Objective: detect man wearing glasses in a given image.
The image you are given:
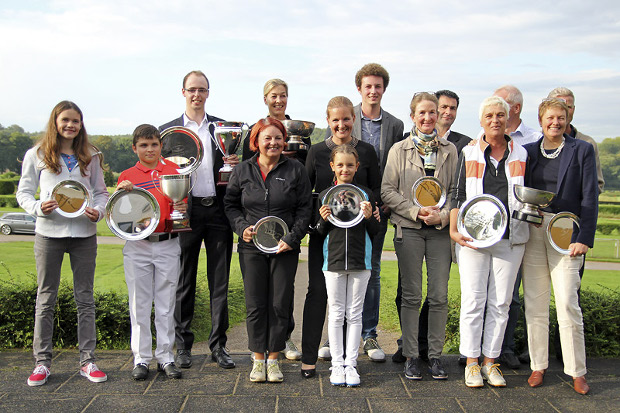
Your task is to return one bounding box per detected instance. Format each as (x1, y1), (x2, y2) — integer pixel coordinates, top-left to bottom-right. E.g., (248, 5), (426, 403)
(160, 70), (238, 370)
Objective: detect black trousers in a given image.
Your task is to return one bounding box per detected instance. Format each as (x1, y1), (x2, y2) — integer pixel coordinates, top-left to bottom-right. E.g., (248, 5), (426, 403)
(239, 250), (298, 353)
(301, 233), (328, 365)
(175, 202), (233, 351)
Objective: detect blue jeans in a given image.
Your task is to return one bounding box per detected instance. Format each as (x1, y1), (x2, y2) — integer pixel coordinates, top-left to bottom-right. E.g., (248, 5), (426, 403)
(361, 214), (387, 340)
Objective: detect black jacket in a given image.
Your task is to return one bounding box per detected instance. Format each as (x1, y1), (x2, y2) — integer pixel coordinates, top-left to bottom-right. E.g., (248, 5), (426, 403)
(224, 154), (312, 252)
(316, 185), (380, 271)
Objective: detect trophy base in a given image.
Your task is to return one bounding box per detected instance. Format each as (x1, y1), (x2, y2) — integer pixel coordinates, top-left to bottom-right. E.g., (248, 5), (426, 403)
(512, 210), (543, 225)
(287, 141), (308, 152)
(164, 218), (192, 233)
(217, 171), (231, 186)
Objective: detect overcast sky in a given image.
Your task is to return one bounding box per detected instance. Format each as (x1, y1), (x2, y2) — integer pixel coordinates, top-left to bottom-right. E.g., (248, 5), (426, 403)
(1, 0), (619, 141)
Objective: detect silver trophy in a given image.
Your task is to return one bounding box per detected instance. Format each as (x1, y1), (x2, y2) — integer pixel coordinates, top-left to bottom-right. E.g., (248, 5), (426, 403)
(513, 185), (556, 225)
(208, 121), (249, 185)
(151, 172), (193, 232)
(281, 119), (315, 153)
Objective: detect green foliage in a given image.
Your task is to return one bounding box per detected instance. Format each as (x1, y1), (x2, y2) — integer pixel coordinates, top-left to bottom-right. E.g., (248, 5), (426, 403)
(443, 288), (620, 357)
(598, 204), (620, 215)
(600, 136), (620, 190)
(0, 128), (37, 173)
(103, 169), (115, 187)
(0, 180), (15, 195)
(596, 219), (620, 235)
(0, 195), (19, 208)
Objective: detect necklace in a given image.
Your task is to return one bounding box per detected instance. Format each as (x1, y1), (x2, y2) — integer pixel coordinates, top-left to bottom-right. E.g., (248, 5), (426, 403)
(540, 138), (565, 159)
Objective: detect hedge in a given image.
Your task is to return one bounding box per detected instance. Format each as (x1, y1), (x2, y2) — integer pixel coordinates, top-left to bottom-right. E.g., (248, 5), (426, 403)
(599, 204), (620, 215)
(0, 195), (19, 208)
(443, 288), (620, 358)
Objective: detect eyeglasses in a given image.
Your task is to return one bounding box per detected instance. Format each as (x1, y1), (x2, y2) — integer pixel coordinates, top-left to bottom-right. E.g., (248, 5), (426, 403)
(184, 88), (209, 94)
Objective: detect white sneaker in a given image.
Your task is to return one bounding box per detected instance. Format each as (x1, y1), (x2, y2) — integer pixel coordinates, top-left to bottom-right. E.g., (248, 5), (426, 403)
(481, 363), (506, 387)
(267, 360), (284, 383)
(465, 363), (484, 388)
(250, 360), (266, 382)
(284, 339), (302, 360)
(344, 365), (360, 387)
(330, 365), (345, 386)
(363, 338), (386, 362)
(318, 340), (331, 360)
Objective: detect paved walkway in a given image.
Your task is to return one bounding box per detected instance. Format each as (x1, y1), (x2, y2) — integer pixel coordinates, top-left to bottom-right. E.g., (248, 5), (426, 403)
(1, 259), (619, 412)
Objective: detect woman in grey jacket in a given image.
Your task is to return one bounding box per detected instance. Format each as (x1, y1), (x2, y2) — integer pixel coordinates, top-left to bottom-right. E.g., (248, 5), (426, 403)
(381, 92), (457, 382)
(17, 101), (109, 386)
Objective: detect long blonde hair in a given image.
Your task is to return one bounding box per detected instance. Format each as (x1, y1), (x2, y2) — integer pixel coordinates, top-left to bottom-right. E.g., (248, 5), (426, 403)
(38, 101), (103, 176)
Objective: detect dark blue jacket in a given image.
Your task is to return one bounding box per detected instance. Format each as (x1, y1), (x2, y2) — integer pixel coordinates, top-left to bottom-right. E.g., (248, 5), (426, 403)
(524, 135), (598, 247)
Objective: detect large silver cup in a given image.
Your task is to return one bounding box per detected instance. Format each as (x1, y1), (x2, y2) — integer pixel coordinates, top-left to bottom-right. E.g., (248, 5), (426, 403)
(208, 121), (249, 185)
(281, 119), (315, 153)
(152, 172), (193, 232)
(513, 184), (556, 225)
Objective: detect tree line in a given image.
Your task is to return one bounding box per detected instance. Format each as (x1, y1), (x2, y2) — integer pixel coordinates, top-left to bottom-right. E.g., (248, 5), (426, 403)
(1, 123), (618, 190)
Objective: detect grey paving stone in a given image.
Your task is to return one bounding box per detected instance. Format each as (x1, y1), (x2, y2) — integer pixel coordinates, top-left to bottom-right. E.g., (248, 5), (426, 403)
(322, 371), (405, 398)
(82, 395), (184, 412)
(368, 396), (462, 412)
(146, 370), (237, 395)
(0, 394), (92, 413)
(184, 395), (277, 412)
(278, 395), (370, 412)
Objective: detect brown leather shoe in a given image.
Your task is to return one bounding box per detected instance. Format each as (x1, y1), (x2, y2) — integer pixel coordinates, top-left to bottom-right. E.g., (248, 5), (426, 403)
(573, 376), (589, 395)
(527, 370), (545, 387)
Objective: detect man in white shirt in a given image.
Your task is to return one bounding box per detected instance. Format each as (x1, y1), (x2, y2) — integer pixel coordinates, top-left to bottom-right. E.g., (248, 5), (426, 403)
(493, 85), (541, 145)
(159, 70), (238, 370)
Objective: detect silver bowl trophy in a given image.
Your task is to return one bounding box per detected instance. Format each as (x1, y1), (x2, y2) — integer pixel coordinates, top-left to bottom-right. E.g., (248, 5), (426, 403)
(322, 184), (369, 229)
(208, 121), (249, 185)
(151, 172), (193, 232)
(512, 184), (556, 225)
(160, 126), (204, 174)
(412, 176), (446, 208)
(281, 119), (315, 153)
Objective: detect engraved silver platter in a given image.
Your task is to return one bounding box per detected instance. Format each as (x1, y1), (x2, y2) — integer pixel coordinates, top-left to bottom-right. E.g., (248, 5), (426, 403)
(51, 180), (91, 218)
(547, 211), (580, 255)
(253, 216), (289, 254)
(412, 176), (446, 208)
(105, 187), (160, 241)
(322, 184), (368, 229)
(160, 126), (204, 174)
(457, 194), (508, 248)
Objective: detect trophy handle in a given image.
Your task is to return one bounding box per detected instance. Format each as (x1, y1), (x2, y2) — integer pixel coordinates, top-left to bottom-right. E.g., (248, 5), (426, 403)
(241, 123), (250, 142)
(150, 170), (165, 196)
(188, 171), (196, 193)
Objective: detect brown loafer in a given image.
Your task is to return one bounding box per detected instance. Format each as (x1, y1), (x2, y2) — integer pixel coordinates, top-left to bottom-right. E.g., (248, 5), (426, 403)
(528, 370), (545, 387)
(573, 376), (589, 395)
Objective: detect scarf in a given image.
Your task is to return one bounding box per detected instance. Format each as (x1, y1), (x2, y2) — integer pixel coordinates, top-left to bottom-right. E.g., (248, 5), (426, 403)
(410, 127), (438, 170)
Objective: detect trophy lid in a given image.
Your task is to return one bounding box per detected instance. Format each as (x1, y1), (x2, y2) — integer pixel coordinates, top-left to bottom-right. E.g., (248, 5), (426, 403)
(322, 184), (369, 229)
(546, 212), (580, 255)
(412, 176), (446, 208)
(457, 194), (508, 248)
(252, 216), (289, 253)
(106, 187), (160, 240)
(160, 126), (204, 174)
(51, 180), (91, 218)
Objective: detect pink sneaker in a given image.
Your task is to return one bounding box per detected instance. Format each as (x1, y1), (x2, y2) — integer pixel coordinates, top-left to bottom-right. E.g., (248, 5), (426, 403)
(80, 363), (107, 383)
(27, 364), (50, 386)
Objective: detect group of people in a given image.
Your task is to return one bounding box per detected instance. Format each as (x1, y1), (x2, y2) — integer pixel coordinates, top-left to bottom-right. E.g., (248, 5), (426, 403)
(16, 64), (600, 396)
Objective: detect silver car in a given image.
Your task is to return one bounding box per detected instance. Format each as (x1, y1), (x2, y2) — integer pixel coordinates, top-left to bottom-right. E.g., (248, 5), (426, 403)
(0, 212), (37, 235)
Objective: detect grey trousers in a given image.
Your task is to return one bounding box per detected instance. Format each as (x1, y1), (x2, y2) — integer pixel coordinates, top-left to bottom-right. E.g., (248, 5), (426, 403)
(33, 234), (98, 367)
(394, 227), (451, 359)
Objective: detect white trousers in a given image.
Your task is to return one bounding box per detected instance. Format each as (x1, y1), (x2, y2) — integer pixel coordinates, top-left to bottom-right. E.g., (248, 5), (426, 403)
(457, 239), (524, 359)
(123, 237), (180, 365)
(522, 214), (586, 377)
(324, 269), (371, 367)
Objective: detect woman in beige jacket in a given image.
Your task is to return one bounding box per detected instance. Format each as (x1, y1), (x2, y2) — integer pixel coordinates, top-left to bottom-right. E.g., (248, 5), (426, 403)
(381, 92), (457, 381)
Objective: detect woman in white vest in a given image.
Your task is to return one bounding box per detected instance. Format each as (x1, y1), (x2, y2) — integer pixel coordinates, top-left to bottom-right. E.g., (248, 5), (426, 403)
(449, 96), (528, 389)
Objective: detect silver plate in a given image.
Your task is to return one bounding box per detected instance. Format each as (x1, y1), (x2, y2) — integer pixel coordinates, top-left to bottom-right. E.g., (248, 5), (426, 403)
(105, 187), (160, 241)
(412, 176), (446, 208)
(252, 216), (289, 254)
(51, 180), (91, 218)
(322, 184), (368, 229)
(160, 126), (204, 174)
(547, 212), (580, 255)
(457, 194), (508, 248)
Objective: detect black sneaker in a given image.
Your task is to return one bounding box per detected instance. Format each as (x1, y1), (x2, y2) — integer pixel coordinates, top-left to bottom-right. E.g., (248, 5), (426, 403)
(458, 354), (467, 366)
(176, 349), (192, 368)
(158, 362), (182, 379)
(392, 347), (406, 363)
(404, 357), (422, 380)
(498, 352), (521, 369)
(132, 363), (149, 380)
(429, 358), (447, 380)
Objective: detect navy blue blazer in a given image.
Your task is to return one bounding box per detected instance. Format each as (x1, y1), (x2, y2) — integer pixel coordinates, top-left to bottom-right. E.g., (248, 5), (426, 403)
(159, 113), (228, 213)
(524, 135), (598, 247)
